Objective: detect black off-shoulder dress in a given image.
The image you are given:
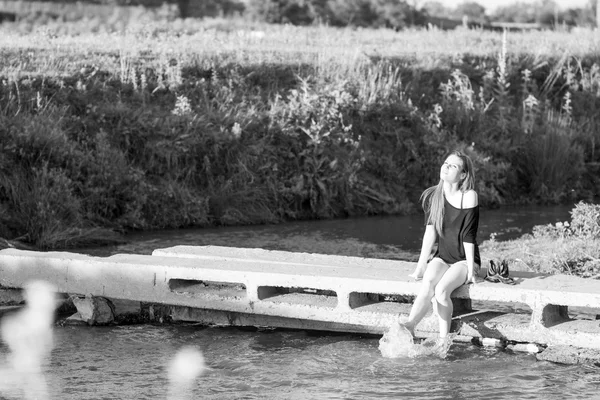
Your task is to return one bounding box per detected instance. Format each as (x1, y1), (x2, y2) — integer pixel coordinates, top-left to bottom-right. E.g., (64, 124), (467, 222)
(425, 196), (481, 266)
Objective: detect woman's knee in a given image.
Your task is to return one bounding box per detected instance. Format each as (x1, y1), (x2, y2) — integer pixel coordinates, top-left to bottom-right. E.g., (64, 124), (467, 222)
(420, 280), (435, 295)
(434, 286), (451, 305)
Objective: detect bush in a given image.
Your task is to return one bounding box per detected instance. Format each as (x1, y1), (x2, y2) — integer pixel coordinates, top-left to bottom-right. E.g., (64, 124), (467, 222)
(512, 127), (585, 203)
(483, 202), (600, 278)
(570, 201), (600, 239)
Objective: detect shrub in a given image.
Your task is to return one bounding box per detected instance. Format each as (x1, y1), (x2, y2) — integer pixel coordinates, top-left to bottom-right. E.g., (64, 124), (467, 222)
(483, 202), (600, 278)
(512, 122), (585, 203)
(267, 77), (363, 218)
(570, 201), (600, 239)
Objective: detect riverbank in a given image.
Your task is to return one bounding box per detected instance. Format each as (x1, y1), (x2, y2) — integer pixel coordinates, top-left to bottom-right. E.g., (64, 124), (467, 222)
(1, 22), (599, 250)
(480, 202), (600, 278)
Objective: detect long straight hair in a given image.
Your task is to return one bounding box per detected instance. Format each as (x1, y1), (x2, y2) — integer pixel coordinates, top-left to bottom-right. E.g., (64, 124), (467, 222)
(420, 150), (475, 236)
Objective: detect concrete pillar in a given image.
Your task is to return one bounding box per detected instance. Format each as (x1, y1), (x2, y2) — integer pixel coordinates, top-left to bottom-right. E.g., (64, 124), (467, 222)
(531, 304), (570, 327)
(0, 288), (23, 305)
(246, 285), (278, 303)
(336, 291), (352, 311)
(337, 291), (389, 311)
(70, 295), (115, 326)
(342, 292), (378, 310)
(452, 298), (473, 315)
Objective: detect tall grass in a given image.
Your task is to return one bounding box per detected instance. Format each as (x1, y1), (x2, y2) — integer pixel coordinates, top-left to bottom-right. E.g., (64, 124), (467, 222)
(0, 20), (599, 249)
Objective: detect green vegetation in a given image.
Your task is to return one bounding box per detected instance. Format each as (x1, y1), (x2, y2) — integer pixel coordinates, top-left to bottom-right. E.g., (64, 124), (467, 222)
(3, 0), (596, 30)
(481, 202), (600, 278)
(0, 21), (599, 250)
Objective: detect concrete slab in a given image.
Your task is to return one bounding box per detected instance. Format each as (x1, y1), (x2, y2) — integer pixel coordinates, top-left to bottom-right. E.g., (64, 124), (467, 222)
(152, 246), (600, 321)
(152, 245), (600, 307)
(537, 346), (600, 365)
(0, 288), (23, 305)
(1, 247), (600, 354)
(0, 305), (23, 317)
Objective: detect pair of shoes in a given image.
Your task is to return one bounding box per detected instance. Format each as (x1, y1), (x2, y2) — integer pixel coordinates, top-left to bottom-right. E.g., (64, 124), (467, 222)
(484, 260), (500, 283)
(485, 260), (516, 285)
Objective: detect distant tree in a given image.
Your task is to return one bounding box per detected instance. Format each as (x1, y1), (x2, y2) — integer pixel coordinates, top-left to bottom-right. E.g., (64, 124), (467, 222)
(326, 0), (412, 28)
(421, 1), (449, 18)
(246, 0), (314, 24)
(247, 0), (421, 28)
(373, 0), (413, 28)
(176, 0), (245, 18)
(535, 0), (558, 27)
(578, 0), (600, 27)
(491, 1), (537, 23)
(452, 1), (487, 23)
(323, 0), (376, 26)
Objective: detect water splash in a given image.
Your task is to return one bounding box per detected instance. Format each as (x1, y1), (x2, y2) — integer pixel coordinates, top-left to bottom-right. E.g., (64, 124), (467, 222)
(378, 322), (455, 359)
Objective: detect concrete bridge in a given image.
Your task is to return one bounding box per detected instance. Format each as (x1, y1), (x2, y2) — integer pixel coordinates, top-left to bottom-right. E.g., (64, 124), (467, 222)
(1, 246), (600, 364)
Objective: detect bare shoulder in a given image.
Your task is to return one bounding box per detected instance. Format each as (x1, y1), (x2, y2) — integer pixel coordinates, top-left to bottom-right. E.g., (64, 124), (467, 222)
(462, 190), (479, 208)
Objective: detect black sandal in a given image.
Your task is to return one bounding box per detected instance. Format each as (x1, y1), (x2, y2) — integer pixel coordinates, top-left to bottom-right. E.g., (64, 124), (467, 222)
(497, 260), (516, 285)
(484, 260), (502, 283)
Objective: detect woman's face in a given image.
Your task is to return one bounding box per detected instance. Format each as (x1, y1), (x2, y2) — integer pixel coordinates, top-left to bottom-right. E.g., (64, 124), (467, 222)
(440, 154), (466, 184)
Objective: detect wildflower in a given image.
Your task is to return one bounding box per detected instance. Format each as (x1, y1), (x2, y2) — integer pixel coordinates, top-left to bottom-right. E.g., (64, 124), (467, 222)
(427, 103), (444, 129)
(562, 91), (572, 117)
(140, 72), (147, 92)
(497, 29), (508, 84)
(172, 95), (192, 116)
(36, 91), (43, 111)
(231, 123), (242, 139)
(523, 94), (539, 109)
(522, 94), (539, 134)
(521, 69), (532, 97)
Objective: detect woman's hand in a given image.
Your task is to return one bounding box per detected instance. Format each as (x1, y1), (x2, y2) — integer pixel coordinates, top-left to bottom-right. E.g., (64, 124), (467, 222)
(409, 260), (428, 281)
(466, 265), (477, 285)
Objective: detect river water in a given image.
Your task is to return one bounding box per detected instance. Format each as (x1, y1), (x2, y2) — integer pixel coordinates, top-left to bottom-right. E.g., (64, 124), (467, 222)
(3, 204), (600, 399)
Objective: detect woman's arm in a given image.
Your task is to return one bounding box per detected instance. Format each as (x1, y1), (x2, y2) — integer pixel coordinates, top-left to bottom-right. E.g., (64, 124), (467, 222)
(462, 190), (479, 284)
(409, 225), (437, 280)
(463, 242), (476, 284)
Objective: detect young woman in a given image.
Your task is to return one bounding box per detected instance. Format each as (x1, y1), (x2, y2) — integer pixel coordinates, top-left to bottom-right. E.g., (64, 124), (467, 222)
(405, 150), (480, 339)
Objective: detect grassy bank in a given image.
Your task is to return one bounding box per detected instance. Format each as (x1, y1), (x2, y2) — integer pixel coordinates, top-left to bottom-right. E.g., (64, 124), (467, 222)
(0, 21), (599, 249)
(481, 202), (600, 278)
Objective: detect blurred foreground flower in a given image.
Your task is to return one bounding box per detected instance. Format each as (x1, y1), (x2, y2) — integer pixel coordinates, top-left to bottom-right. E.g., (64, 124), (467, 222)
(167, 346), (206, 400)
(0, 280), (57, 400)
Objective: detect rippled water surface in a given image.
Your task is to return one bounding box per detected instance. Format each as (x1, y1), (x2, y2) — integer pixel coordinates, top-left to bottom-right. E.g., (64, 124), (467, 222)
(5, 325), (596, 400)
(3, 204), (599, 399)
(80, 204), (574, 259)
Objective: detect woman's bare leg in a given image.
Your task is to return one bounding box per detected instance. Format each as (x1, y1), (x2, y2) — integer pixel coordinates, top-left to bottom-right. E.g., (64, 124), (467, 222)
(404, 258), (448, 336)
(433, 261), (469, 338)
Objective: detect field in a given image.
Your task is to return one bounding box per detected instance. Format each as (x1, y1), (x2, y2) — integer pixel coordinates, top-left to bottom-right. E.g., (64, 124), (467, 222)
(0, 18), (599, 250)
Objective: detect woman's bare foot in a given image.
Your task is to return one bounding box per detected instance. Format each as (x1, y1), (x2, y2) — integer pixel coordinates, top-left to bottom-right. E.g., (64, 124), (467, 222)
(401, 322), (415, 338)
